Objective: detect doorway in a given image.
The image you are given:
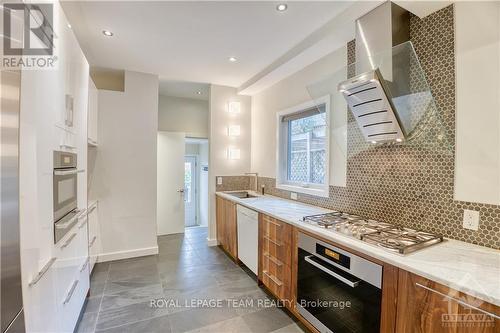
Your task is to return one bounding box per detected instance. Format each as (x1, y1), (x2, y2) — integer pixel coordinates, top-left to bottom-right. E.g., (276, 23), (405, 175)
(156, 133), (209, 237)
(184, 155), (197, 227)
(184, 138), (209, 231)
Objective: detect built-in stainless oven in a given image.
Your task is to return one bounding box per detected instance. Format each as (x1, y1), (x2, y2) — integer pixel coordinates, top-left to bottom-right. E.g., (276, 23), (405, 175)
(297, 233), (383, 333)
(53, 151), (79, 243)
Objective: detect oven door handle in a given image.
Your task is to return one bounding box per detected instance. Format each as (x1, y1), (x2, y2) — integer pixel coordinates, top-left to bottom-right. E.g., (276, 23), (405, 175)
(304, 255), (360, 288)
(54, 169), (85, 176)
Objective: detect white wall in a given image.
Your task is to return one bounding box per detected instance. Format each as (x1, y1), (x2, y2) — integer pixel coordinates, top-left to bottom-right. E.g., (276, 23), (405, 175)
(251, 46), (348, 186)
(158, 95), (209, 138)
(454, 2), (500, 205)
(90, 70), (159, 261)
(208, 85), (251, 241)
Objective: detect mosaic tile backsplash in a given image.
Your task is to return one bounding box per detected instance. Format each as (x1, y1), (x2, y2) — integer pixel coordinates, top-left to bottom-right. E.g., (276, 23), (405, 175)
(219, 6), (499, 250)
(215, 176), (252, 192)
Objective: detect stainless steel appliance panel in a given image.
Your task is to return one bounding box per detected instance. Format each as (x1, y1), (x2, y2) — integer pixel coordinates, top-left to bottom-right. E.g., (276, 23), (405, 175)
(53, 151), (78, 222)
(1, 69), (25, 332)
(296, 233), (382, 333)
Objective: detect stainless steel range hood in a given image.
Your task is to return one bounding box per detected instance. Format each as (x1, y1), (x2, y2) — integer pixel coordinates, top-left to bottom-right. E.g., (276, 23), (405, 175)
(339, 2), (435, 144)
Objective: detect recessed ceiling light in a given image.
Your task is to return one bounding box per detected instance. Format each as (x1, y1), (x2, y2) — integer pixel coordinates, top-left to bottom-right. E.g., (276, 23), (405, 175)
(196, 91), (202, 95)
(102, 30), (114, 37)
(228, 57), (237, 62)
(276, 4), (288, 12)
(67, 23), (72, 29)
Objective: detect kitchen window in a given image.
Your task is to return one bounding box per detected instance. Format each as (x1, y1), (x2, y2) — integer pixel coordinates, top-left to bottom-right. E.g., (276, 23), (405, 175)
(276, 96), (330, 197)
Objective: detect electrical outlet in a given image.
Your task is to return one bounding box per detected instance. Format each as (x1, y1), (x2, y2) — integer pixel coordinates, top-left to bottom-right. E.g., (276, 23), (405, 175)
(217, 177), (223, 185)
(463, 209), (480, 231)
(290, 192), (298, 200)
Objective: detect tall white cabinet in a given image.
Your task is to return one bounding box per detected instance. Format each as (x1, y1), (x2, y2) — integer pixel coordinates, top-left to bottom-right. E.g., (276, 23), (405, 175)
(87, 77), (101, 272)
(19, 2), (90, 332)
(88, 79), (99, 146)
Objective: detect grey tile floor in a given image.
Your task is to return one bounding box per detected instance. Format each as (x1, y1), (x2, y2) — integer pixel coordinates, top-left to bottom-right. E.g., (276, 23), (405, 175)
(76, 227), (306, 333)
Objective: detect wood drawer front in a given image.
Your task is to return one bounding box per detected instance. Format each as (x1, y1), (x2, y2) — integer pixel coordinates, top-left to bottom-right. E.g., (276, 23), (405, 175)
(262, 215), (291, 246)
(262, 268), (289, 301)
(262, 234), (291, 267)
(262, 252), (287, 282)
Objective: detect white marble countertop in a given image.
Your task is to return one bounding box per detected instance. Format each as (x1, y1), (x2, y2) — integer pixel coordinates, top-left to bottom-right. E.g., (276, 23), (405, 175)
(216, 191), (500, 307)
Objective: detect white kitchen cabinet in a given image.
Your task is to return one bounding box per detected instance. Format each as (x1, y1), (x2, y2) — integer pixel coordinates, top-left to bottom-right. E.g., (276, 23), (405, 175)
(54, 219), (89, 333)
(19, 1), (90, 332)
(88, 79), (99, 145)
(88, 201), (101, 272)
(21, 257), (60, 333)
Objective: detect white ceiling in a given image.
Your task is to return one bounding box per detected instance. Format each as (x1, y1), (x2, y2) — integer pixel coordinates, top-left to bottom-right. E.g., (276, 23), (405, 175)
(159, 81), (210, 100)
(61, 1), (352, 89)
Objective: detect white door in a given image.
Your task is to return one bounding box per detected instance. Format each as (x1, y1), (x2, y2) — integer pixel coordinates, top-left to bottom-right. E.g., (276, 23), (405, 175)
(157, 132), (186, 235)
(184, 156), (197, 227)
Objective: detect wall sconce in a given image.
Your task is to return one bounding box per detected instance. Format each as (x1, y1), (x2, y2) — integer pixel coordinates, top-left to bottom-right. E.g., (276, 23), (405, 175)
(227, 147), (241, 160)
(227, 101), (241, 114)
(227, 125), (241, 136)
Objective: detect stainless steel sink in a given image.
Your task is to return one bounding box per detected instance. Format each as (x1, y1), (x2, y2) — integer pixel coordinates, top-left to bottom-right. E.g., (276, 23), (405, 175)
(226, 191), (258, 199)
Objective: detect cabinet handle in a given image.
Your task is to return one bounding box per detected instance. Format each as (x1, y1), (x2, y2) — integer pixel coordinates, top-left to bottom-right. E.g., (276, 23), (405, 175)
(80, 257), (89, 272)
(61, 233), (77, 249)
(28, 257), (57, 287)
(88, 205), (97, 214)
(264, 253), (283, 266)
(305, 255), (359, 288)
(265, 219), (282, 228)
(54, 169), (85, 176)
(263, 271), (283, 287)
(89, 236), (97, 248)
(264, 235), (283, 247)
(77, 209), (87, 218)
(63, 280), (79, 305)
(78, 218), (88, 229)
(415, 283), (500, 319)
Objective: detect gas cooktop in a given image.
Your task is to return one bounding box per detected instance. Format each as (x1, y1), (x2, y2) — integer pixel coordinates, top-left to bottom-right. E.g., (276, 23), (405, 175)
(302, 211), (443, 254)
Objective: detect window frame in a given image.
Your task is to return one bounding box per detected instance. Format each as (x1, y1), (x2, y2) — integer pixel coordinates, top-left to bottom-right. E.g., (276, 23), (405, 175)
(275, 95), (330, 198)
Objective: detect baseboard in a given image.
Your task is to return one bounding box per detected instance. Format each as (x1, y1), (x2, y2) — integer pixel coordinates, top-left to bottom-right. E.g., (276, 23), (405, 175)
(207, 238), (219, 247)
(97, 246), (159, 263)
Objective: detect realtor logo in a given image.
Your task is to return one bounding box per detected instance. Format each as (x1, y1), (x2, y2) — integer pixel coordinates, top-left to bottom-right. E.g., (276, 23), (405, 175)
(2, 3), (57, 69)
(3, 3), (54, 55)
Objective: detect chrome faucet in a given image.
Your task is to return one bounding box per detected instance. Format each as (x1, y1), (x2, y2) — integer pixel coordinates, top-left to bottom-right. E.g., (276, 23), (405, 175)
(245, 172), (259, 192)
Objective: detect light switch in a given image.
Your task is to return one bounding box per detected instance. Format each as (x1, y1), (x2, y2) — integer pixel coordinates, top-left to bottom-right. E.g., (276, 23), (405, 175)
(217, 177), (223, 185)
(463, 209), (480, 231)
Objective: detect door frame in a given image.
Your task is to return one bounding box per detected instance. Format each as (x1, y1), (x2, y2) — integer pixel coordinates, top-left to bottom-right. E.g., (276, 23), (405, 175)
(184, 154), (199, 227)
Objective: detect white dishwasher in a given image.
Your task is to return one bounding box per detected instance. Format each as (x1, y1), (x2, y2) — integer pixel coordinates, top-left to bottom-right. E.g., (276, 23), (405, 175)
(236, 204), (258, 274)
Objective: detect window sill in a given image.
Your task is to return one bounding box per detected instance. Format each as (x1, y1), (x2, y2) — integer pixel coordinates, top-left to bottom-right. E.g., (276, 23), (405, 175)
(276, 183), (329, 198)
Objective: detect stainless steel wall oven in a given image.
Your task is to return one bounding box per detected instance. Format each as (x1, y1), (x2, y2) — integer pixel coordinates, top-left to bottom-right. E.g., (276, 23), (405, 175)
(296, 233), (383, 333)
(53, 151), (79, 243)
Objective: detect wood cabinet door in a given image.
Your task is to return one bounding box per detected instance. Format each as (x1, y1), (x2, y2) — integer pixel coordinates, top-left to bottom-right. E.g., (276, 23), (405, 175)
(216, 196), (225, 248)
(396, 270), (499, 333)
(224, 199), (238, 260)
